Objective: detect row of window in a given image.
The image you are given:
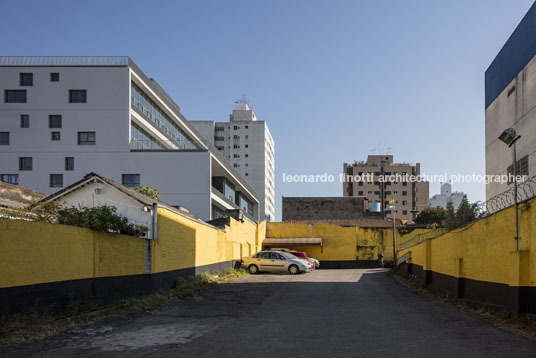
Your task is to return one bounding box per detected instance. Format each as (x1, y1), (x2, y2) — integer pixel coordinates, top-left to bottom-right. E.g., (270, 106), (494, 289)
(4, 89), (86, 103)
(131, 82), (198, 149)
(1, 171), (140, 189)
(354, 181), (407, 187)
(0, 132), (96, 145)
(358, 190), (408, 196)
(18, 72), (60, 86)
(15, 157), (74, 171)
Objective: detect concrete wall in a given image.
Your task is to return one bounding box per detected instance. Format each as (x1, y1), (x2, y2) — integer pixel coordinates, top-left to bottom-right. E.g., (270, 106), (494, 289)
(0, 208), (264, 314)
(397, 196), (536, 314)
(265, 221), (428, 268)
(282, 197), (367, 221)
(485, 52), (536, 199)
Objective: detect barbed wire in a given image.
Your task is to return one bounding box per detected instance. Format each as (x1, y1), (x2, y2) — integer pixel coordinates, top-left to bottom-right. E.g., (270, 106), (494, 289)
(397, 174), (536, 251)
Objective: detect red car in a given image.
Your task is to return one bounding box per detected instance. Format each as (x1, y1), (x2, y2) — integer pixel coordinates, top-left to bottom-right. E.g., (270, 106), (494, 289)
(287, 251), (316, 270)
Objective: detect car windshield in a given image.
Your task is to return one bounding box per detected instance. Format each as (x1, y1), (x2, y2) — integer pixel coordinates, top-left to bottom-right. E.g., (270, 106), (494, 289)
(281, 252), (299, 260)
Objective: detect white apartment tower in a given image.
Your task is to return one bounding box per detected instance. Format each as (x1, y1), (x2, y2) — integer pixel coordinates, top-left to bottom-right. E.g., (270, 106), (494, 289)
(0, 57), (260, 221)
(191, 101), (275, 221)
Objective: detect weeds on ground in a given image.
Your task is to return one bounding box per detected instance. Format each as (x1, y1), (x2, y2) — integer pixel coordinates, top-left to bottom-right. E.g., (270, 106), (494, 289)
(0, 268), (247, 348)
(390, 273), (536, 341)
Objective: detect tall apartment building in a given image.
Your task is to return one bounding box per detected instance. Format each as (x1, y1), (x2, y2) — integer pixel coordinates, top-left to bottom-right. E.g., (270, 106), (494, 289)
(0, 56), (260, 221)
(191, 101), (275, 221)
(485, 2), (536, 199)
(343, 155), (429, 223)
(430, 182), (465, 210)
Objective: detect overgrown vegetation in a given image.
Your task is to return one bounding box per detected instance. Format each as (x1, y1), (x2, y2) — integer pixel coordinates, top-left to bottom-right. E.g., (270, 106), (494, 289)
(57, 206), (147, 236)
(0, 203), (147, 237)
(0, 268), (248, 348)
(415, 196), (481, 230)
(390, 273), (536, 342)
(135, 186), (160, 200)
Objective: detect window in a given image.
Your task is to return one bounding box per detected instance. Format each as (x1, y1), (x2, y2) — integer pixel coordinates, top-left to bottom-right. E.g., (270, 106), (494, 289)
(49, 115), (62, 128)
(245, 154), (248, 157)
(19, 157), (32, 171)
(122, 174), (140, 188)
(385, 191), (391, 195)
(214, 136), (224, 141)
(245, 144), (248, 148)
(507, 155), (529, 183)
(233, 164), (239, 168)
(233, 125), (239, 130)
(19, 73), (33, 86)
(402, 200), (407, 205)
(402, 210), (408, 215)
(374, 191), (380, 195)
(78, 132), (95, 145)
(1, 174), (18, 185)
(402, 181), (407, 186)
(358, 182), (363, 186)
(0, 132), (9, 145)
(233, 144), (240, 148)
(245, 163), (248, 167)
(245, 173), (248, 176)
(65, 157), (74, 171)
(216, 146), (224, 151)
(5, 90), (27, 103)
(245, 135), (248, 139)
(233, 154), (240, 158)
(49, 174), (63, 188)
(402, 191), (407, 196)
(358, 191), (363, 196)
(215, 126), (224, 132)
(51, 132), (61, 141)
(20, 114), (29, 128)
(50, 73), (59, 82)
(245, 125), (248, 129)
(69, 90), (87, 103)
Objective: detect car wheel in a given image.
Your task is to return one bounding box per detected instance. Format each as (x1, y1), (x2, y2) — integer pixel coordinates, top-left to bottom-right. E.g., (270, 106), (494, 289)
(248, 264), (259, 274)
(288, 264), (299, 275)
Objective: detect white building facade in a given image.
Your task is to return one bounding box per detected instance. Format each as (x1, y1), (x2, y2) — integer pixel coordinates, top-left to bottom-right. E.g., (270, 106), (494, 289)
(485, 3), (536, 199)
(429, 183), (465, 210)
(191, 101), (275, 221)
(0, 56), (259, 221)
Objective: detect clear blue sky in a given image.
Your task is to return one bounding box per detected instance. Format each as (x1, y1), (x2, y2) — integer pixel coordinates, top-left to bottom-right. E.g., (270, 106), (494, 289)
(1, 0), (534, 220)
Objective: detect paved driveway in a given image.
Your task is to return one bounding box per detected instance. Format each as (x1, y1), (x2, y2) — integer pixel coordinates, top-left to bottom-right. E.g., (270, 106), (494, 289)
(2, 269), (536, 357)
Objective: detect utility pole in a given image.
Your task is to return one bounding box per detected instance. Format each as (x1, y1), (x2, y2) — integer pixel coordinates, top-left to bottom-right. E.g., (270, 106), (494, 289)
(513, 140), (519, 251)
(389, 202), (397, 269)
(498, 128), (521, 251)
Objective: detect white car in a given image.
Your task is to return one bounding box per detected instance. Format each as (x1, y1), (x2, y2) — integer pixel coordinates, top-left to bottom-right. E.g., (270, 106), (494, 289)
(241, 251), (312, 274)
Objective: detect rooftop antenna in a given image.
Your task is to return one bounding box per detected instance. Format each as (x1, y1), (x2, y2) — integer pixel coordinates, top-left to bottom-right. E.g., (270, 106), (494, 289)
(385, 146), (392, 154)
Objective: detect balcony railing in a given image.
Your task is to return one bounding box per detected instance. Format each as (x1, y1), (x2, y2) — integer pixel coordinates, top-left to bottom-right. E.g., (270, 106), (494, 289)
(130, 139), (211, 151)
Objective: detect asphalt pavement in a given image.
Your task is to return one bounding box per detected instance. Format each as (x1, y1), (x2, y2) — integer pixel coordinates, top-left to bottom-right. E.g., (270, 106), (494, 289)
(2, 269), (535, 357)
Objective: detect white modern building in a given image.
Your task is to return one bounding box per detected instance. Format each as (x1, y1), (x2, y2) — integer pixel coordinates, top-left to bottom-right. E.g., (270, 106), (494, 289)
(191, 101), (275, 221)
(429, 183), (465, 210)
(0, 56), (259, 221)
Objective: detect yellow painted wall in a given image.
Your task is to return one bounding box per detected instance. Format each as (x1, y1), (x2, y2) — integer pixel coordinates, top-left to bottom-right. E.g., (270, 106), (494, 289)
(0, 207), (263, 289)
(265, 222), (427, 262)
(0, 219), (145, 288)
(153, 207), (262, 274)
(398, 197), (536, 288)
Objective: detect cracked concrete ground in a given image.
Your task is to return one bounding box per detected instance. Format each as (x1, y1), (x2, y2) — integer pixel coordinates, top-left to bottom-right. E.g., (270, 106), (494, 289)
(1, 269), (536, 357)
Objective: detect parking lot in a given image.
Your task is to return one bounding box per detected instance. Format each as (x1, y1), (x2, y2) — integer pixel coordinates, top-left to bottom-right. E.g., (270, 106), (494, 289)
(2, 269), (536, 357)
